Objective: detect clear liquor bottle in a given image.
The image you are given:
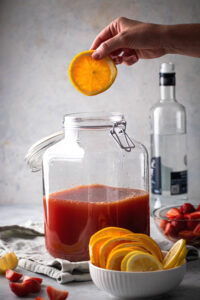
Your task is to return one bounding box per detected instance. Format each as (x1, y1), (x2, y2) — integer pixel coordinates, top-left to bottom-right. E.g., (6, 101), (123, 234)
(150, 63), (188, 214)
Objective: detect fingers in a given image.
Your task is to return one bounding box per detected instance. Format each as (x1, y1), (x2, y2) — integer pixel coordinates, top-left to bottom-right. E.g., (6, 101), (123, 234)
(92, 34), (123, 60)
(112, 56), (123, 65)
(121, 49), (138, 65)
(123, 56), (138, 65)
(90, 23), (115, 50)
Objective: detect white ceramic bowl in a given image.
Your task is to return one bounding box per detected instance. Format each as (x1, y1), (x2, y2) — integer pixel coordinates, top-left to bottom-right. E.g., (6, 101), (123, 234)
(89, 259), (186, 299)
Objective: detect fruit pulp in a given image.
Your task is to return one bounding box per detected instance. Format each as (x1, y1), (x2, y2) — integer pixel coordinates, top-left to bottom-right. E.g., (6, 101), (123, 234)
(44, 184), (149, 261)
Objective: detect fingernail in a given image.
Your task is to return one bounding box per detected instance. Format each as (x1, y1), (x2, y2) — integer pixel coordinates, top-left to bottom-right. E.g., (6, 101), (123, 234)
(92, 52), (100, 60)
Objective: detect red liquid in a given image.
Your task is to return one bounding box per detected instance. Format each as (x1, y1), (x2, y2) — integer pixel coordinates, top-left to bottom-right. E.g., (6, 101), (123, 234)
(44, 184), (149, 261)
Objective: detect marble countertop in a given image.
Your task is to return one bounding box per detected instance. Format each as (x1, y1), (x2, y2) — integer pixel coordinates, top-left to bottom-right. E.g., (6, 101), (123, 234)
(0, 204), (200, 300)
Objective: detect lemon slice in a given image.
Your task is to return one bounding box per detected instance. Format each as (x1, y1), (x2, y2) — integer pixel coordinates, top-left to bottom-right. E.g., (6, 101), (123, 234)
(123, 251), (163, 272)
(68, 50), (117, 96)
(0, 252), (18, 274)
(121, 250), (148, 271)
(174, 246), (187, 267)
(0, 256), (8, 274)
(163, 239), (186, 269)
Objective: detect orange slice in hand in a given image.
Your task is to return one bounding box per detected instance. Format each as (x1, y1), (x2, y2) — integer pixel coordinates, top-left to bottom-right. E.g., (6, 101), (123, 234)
(68, 50), (117, 96)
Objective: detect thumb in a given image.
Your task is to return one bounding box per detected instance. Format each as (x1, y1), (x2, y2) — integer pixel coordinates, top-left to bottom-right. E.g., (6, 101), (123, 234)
(92, 34), (122, 60)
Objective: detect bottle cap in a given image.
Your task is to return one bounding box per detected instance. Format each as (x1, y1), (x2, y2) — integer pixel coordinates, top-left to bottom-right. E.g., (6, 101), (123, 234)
(159, 63), (175, 86)
(160, 62), (175, 74)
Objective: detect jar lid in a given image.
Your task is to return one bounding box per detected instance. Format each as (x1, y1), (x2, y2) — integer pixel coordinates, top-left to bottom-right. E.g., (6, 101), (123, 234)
(25, 112), (137, 172)
(63, 112), (124, 129)
(25, 112), (125, 172)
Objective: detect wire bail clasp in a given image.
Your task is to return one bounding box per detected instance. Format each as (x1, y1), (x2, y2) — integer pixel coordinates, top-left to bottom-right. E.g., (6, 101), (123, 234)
(110, 121), (135, 152)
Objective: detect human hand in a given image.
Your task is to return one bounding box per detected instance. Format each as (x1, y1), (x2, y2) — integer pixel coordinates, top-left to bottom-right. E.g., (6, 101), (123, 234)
(90, 17), (166, 65)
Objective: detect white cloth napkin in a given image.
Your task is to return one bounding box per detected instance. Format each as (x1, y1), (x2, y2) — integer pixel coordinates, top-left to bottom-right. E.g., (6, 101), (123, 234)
(0, 220), (91, 283)
(0, 218), (199, 284)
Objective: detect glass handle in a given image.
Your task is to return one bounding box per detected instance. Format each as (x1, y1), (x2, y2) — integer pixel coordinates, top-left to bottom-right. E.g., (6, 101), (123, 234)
(25, 131), (64, 172)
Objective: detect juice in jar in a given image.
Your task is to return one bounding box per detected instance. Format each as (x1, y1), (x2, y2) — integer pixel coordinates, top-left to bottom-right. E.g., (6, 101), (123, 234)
(43, 184), (149, 261)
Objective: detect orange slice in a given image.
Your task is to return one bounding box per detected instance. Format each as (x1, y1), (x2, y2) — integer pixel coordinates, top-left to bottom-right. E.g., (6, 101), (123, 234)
(109, 243), (150, 255)
(89, 236), (109, 267)
(106, 248), (135, 270)
(98, 234), (162, 268)
(89, 227), (132, 247)
(68, 50), (117, 96)
(129, 233), (163, 262)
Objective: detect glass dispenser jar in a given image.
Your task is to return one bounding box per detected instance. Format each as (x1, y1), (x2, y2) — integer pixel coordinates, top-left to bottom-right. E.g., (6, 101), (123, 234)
(27, 112), (149, 261)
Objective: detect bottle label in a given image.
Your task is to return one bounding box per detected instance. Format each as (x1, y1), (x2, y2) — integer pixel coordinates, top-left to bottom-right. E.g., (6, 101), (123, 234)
(151, 157), (162, 194)
(170, 171), (188, 195)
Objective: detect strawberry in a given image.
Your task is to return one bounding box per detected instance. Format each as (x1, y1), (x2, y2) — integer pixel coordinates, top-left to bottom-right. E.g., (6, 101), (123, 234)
(9, 282), (29, 297)
(166, 207), (182, 219)
(187, 219), (197, 230)
(47, 286), (69, 300)
(23, 275), (43, 284)
(187, 211), (200, 219)
(159, 219), (168, 231)
(171, 215), (186, 232)
(184, 211), (200, 230)
(35, 297), (47, 300)
(180, 203), (195, 214)
(178, 230), (195, 241)
(184, 213), (190, 219)
(197, 204), (200, 211)
(193, 223), (200, 236)
(24, 279), (41, 293)
(164, 223), (177, 237)
(6, 269), (23, 282)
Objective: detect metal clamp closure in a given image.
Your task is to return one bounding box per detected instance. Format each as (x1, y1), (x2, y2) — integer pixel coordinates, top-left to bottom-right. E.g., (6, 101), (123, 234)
(110, 121), (135, 152)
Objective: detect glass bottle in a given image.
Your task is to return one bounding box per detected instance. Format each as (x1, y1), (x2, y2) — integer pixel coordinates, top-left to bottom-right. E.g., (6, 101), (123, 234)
(27, 112), (150, 261)
(150, 63), (188, 214)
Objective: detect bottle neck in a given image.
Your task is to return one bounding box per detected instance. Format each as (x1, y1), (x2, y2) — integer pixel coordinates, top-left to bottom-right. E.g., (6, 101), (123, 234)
(160, 85), (176, 102)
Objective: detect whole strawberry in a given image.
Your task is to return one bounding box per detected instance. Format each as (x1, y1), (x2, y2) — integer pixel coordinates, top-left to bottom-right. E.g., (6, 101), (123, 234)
(179, 203), (195, 214)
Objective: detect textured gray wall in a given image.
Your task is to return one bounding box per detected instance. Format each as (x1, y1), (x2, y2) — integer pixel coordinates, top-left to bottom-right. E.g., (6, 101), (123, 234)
(0, 0), (200, 204)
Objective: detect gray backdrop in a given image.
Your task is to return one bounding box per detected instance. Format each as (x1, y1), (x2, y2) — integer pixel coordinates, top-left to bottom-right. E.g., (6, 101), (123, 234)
(0, 0), (200, 204)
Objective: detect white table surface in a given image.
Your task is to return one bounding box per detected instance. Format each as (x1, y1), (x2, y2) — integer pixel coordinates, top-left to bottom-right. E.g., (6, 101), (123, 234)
(0, 204), (200, 300)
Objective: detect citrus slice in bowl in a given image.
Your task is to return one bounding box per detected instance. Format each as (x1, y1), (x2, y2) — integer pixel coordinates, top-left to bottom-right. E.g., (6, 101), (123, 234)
(98, 234), (162, 268)
(163, 239), (186, 269)
(89, 236), (109, 267)
(106, 248), (135, 271)
(123, 251), (163, 272)
(130, 233), (163, 262)
(68, 50), (117, 96)
(89, 227), (132, 247)
(109, 242), (150, 254)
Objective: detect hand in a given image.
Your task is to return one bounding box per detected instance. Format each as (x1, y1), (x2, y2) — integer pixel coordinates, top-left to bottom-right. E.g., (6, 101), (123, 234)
(90, 17), (166, 65)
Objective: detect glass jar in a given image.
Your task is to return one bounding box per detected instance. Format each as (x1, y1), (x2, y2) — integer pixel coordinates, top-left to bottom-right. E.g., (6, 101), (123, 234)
(28, 112), (149, 261)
